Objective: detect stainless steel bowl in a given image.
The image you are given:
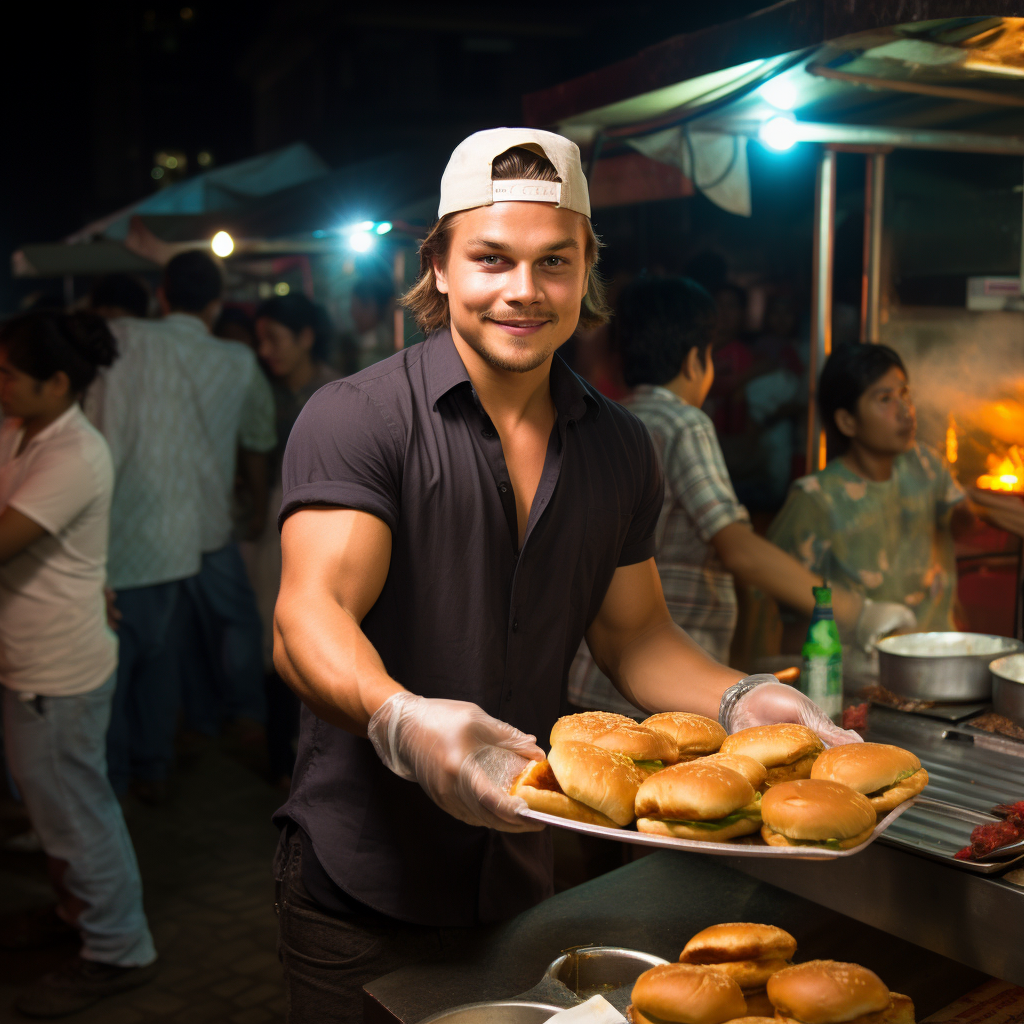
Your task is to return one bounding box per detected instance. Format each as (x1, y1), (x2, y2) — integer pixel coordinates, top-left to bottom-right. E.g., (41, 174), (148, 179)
(991, 654), (1024, 727)
(875, 632), (1023, 702)
(544, 946), (668, 997)
(417, 1001), (563, 1023)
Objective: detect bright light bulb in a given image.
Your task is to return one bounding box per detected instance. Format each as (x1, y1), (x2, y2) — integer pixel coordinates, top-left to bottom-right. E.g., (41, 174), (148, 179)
(274, 282), (290, 296)
(349, 231), (373, 253)
(759, 115), (799, 152)
(760, 77), (798, 111)
(375, 221), (393, 235)
(357, 220), (374, 232)
(211, 231), (234, 257)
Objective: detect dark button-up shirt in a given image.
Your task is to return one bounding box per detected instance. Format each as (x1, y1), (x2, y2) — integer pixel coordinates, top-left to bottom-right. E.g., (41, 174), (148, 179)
(275, 329), (664, 926)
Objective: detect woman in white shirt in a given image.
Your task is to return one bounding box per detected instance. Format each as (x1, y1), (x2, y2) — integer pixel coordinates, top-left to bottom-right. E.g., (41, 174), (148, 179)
(0, 311), (156, 1017)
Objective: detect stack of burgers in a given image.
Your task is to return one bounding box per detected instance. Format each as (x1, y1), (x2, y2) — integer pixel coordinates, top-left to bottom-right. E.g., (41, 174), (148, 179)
(628, 923), (915, 1023)
(510, 711), (927, 850)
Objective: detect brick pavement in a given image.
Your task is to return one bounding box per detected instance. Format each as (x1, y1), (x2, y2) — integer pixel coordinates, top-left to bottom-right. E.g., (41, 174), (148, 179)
(0, 738), (286, 1023)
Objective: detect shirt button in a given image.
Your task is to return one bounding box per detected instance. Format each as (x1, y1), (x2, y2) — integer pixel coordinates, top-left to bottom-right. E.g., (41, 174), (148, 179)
(498, 482), (508, 494)
(505, 692), (512, 702)
(512, 618), (519, 633)
(482, 427), (494, 438)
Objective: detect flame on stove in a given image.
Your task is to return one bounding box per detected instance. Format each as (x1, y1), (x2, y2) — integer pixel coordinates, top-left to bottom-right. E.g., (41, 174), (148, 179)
(946, 415), (958, 465)
(976, 445), (1024, 494)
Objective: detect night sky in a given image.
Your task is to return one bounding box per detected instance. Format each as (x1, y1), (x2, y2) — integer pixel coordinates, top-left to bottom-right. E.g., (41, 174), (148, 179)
(0, 1), (777, 310)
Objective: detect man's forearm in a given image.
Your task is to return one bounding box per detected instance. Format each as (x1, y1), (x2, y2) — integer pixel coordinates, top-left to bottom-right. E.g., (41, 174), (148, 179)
(598, 619), (743, 720)
(274, 590), (404, 736)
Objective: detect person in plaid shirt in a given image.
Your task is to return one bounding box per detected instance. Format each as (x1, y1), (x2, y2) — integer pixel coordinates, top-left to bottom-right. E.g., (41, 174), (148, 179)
(569, 276), (864, 716)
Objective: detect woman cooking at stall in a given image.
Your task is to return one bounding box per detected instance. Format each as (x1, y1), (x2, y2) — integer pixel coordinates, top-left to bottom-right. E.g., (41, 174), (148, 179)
(769, 342), (1024, 648)
(268, 128), (862, 1024)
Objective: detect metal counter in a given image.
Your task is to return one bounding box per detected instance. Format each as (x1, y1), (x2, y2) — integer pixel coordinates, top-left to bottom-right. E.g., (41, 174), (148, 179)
(725, 705), (1024, 987)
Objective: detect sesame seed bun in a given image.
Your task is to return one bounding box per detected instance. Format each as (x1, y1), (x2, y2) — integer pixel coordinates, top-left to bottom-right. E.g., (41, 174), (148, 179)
(692, 754), (769, 791)
(680, 923), (797, 965)
(631, 963), (747, 1024)
(760, 780), (876, 850)
(766, 961), (892, 1024)
(551, 711), (677, 764)
(547, 741), (645, 826)
(642, 713), (727, 759)
(811, 744), (928, 814)
(509, 759), (620, 829)
(720, 726), (824, 786)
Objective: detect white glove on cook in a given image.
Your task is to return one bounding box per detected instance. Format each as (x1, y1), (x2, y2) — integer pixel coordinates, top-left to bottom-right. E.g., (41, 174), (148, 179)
(855, 599), (916, 653)
(368, 692), (545, 832)
(719, 675), (862, 748)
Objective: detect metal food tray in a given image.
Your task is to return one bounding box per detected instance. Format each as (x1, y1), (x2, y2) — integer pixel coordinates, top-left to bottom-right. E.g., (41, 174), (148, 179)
(878, 796), (1024, 875)
(519, 797), (918, 861)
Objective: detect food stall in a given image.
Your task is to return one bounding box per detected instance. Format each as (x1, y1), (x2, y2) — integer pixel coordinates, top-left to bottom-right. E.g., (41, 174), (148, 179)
(358, 8), (1024, 1021)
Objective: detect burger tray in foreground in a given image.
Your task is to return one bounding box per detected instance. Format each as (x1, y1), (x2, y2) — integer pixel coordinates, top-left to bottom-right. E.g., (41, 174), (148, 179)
(519, 797), (918, 860)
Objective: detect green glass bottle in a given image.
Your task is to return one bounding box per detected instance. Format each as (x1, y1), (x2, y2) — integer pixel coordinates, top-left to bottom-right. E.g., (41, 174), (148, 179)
(801, 584), (843, 722)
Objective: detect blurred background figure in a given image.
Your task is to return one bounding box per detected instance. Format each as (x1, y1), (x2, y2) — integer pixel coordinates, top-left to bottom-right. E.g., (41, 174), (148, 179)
(88, 274), (151, 321)
(248, 293), (340, 784)
(343, 273), (394, 373)
(214, 306), (258, 351)
(0, 311), (157, 1017)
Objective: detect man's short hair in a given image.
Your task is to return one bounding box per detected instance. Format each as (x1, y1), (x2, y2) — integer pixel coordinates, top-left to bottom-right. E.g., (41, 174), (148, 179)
(89, 273), (150, 318)
(818, 342), (907, 455)
(618, 276), (717, 388)
(163, 251), (223, 313)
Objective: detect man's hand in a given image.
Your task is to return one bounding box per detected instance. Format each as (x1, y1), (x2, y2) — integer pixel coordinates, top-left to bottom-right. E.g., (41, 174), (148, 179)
(368, 693), (545, 832)
(724, 678), (862, 747)
(967, 488), (1024, 538)
(104, 587), (122, 632)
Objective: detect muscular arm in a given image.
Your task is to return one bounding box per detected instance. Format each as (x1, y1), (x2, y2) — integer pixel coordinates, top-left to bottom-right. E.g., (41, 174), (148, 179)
(585, 558), (743, 720)
(0, 507), (47, 564)
(274, 507), (404, 735)
(711, 522), (861, 626)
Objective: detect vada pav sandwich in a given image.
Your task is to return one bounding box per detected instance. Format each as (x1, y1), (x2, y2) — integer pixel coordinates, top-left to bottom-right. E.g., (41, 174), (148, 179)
(628, 963), (747, 1024)
(767, 960), (915, 1023)
(811, 743), (929, 814)
(641, 712), (727, 763)
(719, 725), (824, 786)
(760, 779), (876, 851)
(551, 711), (677, 774)
(510, 741), (645, 828)
(635, 762), (762, 841)
(679, 923), (796, 1016)
(690, 753), (768, 792)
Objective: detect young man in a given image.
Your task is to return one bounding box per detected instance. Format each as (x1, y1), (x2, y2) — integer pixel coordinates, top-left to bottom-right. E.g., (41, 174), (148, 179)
(570, 277), (904, 716)
(770, 343), (1024, 642)
(272, 129), (857, 1021)
(88, 252), (275, 798)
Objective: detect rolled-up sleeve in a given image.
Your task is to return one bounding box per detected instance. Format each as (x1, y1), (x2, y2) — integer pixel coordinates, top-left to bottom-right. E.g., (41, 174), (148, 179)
(279, 381), (403, 533)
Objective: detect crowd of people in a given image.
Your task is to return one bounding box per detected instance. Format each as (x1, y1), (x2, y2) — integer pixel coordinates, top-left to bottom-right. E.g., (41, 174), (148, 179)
(2, 129), (1024, 1023)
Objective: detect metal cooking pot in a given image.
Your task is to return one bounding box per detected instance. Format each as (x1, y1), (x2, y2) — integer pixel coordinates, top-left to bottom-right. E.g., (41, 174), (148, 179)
(544, 946), (668, 996)
(417, 1001), (563, 1023)
(875, 632), (1024, 702)
(991, 654), (1024, 727)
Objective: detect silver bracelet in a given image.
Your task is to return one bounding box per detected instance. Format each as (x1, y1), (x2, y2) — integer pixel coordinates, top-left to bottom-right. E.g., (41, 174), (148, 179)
(718, 674), (779, 731)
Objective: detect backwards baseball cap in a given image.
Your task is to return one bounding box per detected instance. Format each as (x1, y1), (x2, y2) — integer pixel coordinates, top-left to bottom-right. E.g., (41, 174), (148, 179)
(438, 127), (591, 220)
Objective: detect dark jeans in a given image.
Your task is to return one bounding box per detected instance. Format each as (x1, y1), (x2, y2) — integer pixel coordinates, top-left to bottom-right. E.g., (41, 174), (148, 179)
(274, 830), (461, 1023)
(107, 580), (183, 794)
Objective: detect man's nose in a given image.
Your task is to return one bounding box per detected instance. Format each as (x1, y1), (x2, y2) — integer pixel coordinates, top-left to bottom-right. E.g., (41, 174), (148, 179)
(502, 262), (542, 305)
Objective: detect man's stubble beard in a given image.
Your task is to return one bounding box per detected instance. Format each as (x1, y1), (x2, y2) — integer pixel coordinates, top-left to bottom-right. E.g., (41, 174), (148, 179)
(457, 315), (564, 374)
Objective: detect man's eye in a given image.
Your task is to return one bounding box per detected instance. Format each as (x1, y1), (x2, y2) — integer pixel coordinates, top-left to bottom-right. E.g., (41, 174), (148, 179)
(542, 256), (565, 267)
(478, 255), (503, 266)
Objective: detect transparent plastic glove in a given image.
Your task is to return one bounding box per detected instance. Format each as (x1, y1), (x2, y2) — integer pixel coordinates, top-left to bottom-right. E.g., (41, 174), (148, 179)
(367, 692), (545, 832)
(855, 599), (916, 653)
(725, 678), (863, 748)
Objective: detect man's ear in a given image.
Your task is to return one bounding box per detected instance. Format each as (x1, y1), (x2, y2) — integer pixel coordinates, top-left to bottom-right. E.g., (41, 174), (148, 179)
(47, 370), (72, 400)
(834, 407), (857, 439)
(682, 346), (703, 381)
(432, 258), (449, 295)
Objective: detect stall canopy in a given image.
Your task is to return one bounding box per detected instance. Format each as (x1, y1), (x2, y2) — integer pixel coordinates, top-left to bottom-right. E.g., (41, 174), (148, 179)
(523, 2), (1024, 468)
(13, 142), (449, 278)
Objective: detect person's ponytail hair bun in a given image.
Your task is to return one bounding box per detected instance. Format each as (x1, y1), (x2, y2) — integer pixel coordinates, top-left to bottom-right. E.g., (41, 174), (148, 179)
(0, 310), (119, 395)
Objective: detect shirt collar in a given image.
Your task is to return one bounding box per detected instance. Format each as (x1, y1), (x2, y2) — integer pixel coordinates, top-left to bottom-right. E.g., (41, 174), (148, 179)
(424, 328), (597, 423)
(163, 312), (212, 335)
(14, 403), (83, 453)
(633, 383), (689, 407)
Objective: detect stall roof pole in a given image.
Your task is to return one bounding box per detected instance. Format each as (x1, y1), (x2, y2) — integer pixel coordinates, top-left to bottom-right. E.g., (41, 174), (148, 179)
(860, 152), (886, 345)
(807, 147), (836, 473)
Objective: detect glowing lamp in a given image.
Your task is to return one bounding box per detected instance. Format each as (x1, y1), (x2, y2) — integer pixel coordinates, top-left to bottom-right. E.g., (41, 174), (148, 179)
(375, 221), (393, 235)
(211, 231), (234, 257)
(759, 115), (799, 152)
(349, 231), (374, 253)
(760, 78), (798, 111)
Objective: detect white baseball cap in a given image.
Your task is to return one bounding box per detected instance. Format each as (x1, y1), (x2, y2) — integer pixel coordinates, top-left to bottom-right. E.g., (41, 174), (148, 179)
(438, 127), (591, 219)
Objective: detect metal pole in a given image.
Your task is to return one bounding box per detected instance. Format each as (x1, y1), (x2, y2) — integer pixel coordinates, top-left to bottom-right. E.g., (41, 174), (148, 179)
(807, 147), (836, 473)
(393, 249), (405, 351)
(860, 152), (886, 345)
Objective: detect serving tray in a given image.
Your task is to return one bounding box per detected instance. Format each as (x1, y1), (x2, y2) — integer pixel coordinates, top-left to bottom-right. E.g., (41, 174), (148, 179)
(519, 797), (919, 861)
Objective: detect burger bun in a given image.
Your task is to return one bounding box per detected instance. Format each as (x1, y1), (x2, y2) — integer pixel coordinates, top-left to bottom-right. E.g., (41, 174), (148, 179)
(631, 963), (746, 1024)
